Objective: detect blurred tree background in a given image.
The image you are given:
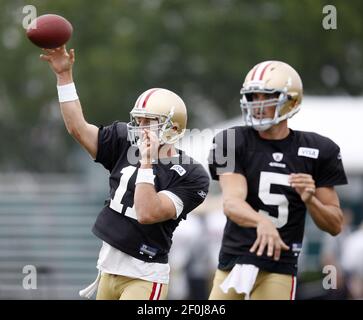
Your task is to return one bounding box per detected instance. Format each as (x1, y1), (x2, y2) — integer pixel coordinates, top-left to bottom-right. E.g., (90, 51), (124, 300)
(0, 0), (362, 172)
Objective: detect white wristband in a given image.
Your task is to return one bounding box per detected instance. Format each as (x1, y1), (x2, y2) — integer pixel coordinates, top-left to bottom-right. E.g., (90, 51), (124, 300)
(135, 168), (155, 185)
(57, 82), (79, 103)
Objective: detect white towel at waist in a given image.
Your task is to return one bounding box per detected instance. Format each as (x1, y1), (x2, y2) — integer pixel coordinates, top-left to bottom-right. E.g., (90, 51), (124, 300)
(79, 270), (101, 299)
(220, 264), (259, 299)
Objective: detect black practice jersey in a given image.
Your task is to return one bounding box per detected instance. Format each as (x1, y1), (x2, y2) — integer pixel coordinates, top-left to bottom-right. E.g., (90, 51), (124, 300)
(209, 126), (347, 275)
(93, 121), (209, 263)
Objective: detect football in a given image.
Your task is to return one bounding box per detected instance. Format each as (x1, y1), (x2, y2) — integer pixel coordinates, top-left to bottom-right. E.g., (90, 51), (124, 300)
(26, 14), (73, 49)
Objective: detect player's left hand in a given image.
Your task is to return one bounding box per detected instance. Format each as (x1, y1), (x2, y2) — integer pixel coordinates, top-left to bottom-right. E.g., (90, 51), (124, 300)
(139, 129), (159, 165)
(289, 173), (315, 203)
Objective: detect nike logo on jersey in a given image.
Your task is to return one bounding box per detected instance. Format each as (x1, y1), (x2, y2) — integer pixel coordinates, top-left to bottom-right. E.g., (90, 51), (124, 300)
(298, 147), (319, 159)
(170, 165), (186, 176)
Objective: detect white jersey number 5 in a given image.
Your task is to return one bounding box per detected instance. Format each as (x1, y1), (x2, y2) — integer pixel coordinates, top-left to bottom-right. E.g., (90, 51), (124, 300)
(258, 171), (290, 228)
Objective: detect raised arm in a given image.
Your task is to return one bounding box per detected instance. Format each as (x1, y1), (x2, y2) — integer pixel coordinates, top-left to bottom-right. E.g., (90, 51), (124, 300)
(40, 46), (99, 159)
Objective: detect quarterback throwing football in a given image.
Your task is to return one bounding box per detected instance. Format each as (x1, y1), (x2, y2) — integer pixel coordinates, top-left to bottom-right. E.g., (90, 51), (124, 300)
(40, 46), (209, 300)
(208, 61), (348, 300)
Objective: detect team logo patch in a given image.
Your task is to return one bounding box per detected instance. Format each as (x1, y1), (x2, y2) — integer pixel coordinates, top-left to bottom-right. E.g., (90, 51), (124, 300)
(298, 147), (319, 159)
(270, 152), (286, 167)
(272, 152), (283, 162)
(170, 165), (186, 176)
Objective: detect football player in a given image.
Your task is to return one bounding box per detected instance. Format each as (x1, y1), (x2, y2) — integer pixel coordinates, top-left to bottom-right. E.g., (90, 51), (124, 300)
(208, 60), (348, 300)
(40, 46), (209, 300)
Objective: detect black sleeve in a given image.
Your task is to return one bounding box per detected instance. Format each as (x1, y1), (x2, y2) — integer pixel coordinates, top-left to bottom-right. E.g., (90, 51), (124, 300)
(166, 166), (210, 219)
(315, 142), (348, 188)
(208, 128), (245, 180)
(95, 121), (129, 171)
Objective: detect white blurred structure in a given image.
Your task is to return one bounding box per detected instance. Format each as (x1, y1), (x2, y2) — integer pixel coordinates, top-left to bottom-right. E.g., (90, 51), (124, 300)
(341, 224), (363, 299)
(289, 96), (363, 174)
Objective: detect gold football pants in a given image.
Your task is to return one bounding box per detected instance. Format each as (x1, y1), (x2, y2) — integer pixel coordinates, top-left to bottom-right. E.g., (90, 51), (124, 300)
(209, 268), (296, 300)
(96, 272), (168, 300)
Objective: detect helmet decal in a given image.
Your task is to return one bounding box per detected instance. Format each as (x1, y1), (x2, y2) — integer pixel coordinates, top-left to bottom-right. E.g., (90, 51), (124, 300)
(141, 88), (160, 109)
(251, 61), (273, 81)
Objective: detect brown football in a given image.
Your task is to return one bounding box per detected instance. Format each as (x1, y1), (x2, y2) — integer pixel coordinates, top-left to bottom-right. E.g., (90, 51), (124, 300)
(26, 14), (73, 49)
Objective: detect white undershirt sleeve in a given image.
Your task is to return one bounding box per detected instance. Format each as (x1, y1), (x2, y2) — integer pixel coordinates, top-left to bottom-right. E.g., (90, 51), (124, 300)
(159, 190), (184, 219)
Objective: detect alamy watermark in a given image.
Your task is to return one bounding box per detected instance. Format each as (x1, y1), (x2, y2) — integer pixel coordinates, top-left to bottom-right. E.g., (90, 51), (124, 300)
(22, 265), (37, 290)
(322, 265), (337, 290)
(125, 128), (236, 173)
(22, 5), (37, 30)
(322, 5), (337, 30)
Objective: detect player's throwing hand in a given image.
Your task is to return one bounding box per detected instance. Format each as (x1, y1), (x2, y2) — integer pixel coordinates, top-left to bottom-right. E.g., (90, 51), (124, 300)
(40, 45), (75, 76)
